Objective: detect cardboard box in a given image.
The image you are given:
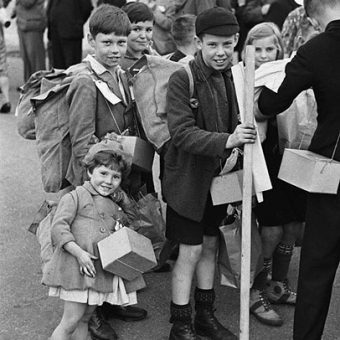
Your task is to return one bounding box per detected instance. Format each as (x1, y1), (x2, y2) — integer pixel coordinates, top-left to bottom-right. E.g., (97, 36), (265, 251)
(210, 170), (254, 205)
(120, 136), (154, 172)
(278, 149), (340, 194)
(98, 227), (157, 281)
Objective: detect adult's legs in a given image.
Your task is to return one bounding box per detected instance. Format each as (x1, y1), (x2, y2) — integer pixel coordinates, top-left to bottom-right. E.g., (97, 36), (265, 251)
(293, 193), (340, 340)
(17, 29), (46, 81)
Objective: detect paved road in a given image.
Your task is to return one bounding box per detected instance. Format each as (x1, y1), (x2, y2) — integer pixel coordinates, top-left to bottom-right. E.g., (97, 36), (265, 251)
(0, 52), (340, 340)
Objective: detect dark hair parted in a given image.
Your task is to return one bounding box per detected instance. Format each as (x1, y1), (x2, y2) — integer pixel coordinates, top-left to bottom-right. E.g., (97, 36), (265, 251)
(89, 4), (131, 37)
(171, 14), (196, 46)
(86, 151), (130, 181)
(121, 2), (153, 24)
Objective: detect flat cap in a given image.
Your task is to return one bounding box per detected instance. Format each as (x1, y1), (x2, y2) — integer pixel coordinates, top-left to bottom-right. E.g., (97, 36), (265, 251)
(195, 7), (239, 37)
(83, 139), (132, 166)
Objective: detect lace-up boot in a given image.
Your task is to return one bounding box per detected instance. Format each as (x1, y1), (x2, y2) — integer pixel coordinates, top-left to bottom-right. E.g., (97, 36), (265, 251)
(194, 288), (237, 339)
(89, 307), (118, 340)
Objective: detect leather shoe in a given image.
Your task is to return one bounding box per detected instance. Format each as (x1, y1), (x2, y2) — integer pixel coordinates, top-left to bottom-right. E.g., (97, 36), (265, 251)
(169, 321), (197, 340)
(89, 307), (118, 340)
(101, 303), (147, 322)
(194, 309), (237, 340)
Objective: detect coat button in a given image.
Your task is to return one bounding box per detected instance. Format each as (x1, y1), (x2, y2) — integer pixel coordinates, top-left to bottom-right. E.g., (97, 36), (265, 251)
(100, 227), (106, 233)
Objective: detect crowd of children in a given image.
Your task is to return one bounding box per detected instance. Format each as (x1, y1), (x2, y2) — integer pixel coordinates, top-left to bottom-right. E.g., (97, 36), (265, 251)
(26, 0), (340, 339)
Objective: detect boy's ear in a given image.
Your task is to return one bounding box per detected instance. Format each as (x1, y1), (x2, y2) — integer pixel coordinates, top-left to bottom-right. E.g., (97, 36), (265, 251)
(195, 35), (202, 50)
(87, 33), (96, 49)
(87, 168), (93, 179)
(233, 33), (239, 46)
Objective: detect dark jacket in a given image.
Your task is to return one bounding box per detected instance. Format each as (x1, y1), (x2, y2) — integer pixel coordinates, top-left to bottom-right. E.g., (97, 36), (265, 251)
(47, 0), (92, 39)
(163, 51), (239, 222)
(259, 20), (340, 162)
(265, 0), (299, 30)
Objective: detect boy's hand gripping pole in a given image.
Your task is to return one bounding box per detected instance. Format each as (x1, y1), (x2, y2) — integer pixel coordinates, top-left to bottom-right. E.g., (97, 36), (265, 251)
(240, 45), (255, 340)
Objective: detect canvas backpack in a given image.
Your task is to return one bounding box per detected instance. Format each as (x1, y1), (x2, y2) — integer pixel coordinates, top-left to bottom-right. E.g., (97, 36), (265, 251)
(15, 63), (99, 193)
(129, 54), (195, 153)
(30, 186), (89, 274)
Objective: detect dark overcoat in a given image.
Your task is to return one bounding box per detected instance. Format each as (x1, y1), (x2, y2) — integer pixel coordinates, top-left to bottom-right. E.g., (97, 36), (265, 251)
(162, 51), (238, 222)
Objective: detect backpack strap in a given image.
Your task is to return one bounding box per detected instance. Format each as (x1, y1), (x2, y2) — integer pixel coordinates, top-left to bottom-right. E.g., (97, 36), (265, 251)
(183, 63), (195, 99)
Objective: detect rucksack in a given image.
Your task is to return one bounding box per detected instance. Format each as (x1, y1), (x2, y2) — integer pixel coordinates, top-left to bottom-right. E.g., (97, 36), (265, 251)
(15, 69), (66, 140)
(31, 186), (87, 274)
(16, 62), (97, 193)
(129, 54), (195, 153)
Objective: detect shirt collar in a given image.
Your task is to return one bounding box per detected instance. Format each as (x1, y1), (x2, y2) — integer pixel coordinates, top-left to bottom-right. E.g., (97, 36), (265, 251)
(83, 181), (100, 195)
(83, 54), (123, 76)
(325, 20), (340, 33)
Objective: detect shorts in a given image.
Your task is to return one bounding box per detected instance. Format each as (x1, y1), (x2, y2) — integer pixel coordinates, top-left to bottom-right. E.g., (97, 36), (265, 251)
(166, 196), (228, 245)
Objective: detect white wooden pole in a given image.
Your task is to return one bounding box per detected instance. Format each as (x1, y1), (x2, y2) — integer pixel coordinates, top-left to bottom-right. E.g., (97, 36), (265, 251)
(240, 45), (255, 340)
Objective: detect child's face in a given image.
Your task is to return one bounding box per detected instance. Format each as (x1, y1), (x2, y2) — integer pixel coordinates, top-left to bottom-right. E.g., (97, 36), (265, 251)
(253, 36), (278, 69)
(198, 34), (238, 71)
(88, 165), (122, 196)
(88, 32), (128, 72)
(127, 20), (153, 56)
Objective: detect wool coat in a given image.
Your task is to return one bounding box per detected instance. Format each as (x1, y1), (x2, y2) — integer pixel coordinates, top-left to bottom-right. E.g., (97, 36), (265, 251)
(162, 51), (239, 222)
(42, 182), (138, 293)
(66, 55), (135, 187)
(258, 20), (340, 339)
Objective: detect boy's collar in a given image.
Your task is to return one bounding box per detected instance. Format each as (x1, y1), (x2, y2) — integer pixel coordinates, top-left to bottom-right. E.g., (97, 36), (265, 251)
(83, 181), (100, 195)
(83, 54), (123, 76)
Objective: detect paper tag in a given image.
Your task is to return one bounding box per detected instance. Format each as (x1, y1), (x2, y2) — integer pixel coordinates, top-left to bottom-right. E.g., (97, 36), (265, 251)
(95, 80), (122, 105)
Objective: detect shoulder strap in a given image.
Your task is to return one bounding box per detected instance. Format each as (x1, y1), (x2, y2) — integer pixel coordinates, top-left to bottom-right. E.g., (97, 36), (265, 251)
(183, 63), (194, 98)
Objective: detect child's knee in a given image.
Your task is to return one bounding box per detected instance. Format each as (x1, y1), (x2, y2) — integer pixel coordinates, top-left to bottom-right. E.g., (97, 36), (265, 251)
(179, 243), (203, 263)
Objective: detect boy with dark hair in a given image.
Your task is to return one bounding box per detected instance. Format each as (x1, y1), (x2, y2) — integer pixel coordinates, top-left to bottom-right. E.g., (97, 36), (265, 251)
(257, 0), (340, 338)
(120, 1), (157, 70)
(64, 4), (147, 340)
(163, 7), (256, 339)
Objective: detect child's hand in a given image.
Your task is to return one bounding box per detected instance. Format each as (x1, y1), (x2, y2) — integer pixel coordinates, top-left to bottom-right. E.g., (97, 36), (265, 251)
(226, 123), (257, 149)
(77, 250), (98, 278)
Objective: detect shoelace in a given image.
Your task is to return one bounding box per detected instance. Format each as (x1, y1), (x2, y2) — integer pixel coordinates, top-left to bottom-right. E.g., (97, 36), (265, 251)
(181, 324), (196, 339)
(283, 279), (297, 297)
(259, 291), (272, 311)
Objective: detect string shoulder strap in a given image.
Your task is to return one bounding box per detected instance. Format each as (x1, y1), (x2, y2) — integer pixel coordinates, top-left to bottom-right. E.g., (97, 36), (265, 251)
(183, 63), (195, 99)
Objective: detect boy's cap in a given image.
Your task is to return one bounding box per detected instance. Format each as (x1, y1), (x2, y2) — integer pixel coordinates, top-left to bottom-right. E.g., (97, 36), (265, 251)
(83, 139), (132, 166)
(196, 7), (239, 37)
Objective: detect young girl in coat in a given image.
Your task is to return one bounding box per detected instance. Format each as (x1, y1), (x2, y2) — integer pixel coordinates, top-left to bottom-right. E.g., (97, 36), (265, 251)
(243, 22), (306, 327)
(42, 140), (138, 340)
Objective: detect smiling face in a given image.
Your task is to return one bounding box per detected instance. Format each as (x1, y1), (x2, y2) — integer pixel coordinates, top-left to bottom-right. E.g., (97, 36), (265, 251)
(88, 32), (128, 72)
(127, 20), (153, 57)
(88, 165), (122, 197)
(253, 35), (278, 69)
(197, 33), (238, 71)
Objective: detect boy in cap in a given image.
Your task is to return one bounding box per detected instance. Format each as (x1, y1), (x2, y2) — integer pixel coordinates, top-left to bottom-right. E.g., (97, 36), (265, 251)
(257, 0), (340, 339)
(163, 7), (256, 340)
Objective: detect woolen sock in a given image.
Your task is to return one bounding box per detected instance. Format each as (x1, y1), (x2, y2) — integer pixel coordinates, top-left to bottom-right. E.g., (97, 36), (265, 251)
(194, 287), (215, 311)
(170, 301), (192, 323)
(263, 257), (272, 276)
(272, 243), (294, 282)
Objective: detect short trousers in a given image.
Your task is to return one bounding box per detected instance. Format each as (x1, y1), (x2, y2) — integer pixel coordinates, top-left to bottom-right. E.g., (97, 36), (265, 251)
(166, 195), (228, 245)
